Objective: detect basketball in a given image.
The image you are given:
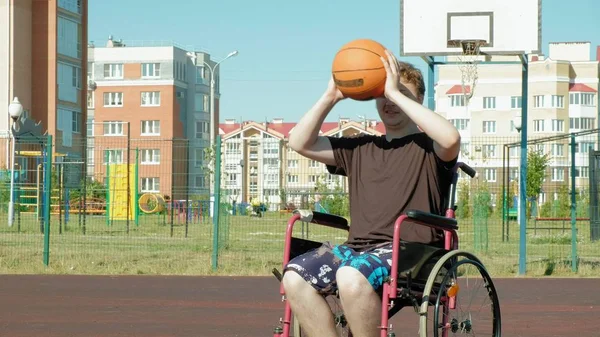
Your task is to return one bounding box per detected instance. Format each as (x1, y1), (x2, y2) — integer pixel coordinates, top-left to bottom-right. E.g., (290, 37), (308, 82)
(331, 39), (387, 101)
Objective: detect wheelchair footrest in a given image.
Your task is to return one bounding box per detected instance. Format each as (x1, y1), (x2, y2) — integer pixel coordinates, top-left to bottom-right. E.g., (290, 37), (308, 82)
(272, 268), (283, 282)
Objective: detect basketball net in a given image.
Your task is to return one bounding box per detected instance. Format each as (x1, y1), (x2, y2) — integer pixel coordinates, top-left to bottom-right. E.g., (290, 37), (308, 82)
(454, 40), (484, 106)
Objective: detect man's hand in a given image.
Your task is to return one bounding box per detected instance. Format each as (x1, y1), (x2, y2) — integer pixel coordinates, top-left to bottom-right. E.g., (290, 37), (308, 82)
(325, 76), (347, 105)
(380, 50), (403, 99)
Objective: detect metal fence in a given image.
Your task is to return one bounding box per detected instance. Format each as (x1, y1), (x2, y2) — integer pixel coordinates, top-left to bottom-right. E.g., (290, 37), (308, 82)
(1, 132), (599, 277)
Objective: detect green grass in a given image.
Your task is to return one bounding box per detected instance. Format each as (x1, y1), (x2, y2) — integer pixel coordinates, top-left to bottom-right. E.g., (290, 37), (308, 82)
(0, 210), (599, 277)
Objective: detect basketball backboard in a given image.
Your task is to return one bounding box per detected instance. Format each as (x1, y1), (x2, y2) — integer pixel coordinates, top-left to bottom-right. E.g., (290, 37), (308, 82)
(400, 0), (542, 57)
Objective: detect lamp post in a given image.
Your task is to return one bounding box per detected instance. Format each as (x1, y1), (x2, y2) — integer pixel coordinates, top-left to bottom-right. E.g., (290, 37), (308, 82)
(186, 50), (238, 216)
(7, 97), (23, 227)
(205, 50), (238, 147)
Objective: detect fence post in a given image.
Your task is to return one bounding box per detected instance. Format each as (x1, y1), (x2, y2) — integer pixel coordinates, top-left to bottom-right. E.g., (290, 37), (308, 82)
(570, 133), (578, 272)
(43, 135), (53, 266)
(211, 136), (222, 270)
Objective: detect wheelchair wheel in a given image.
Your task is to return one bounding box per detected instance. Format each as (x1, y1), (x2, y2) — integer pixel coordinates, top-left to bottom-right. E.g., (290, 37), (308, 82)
(291, 294), (351, 337)
(418, 250), (501, 337)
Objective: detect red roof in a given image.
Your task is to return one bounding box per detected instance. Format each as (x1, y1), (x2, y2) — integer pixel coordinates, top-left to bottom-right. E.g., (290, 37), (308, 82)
(446, 85), (470, 95)
(219, 122), (241, 135)
(569, 83), (597, 93)
(219, 120), (385, 139)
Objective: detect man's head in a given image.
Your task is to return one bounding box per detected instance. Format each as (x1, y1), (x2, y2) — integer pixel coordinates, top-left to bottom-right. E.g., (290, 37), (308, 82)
(376, 61), (425, 130)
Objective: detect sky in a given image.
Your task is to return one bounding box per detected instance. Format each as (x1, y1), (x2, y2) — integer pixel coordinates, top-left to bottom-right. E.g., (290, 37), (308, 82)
(89, 0), (600, 124)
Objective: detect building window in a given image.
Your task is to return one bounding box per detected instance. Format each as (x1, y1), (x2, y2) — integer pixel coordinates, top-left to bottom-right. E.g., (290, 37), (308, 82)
(574, 167), (589, 178)
(551, 95), (564, 108)
(57, 17), (81, 58)
(195, 149), (204, 167)
(196, 66), (206, 84)
(87, 118), (94, 136)
(309, 160), (319, 168)
(482, 121), (496, 133)
(484, 168), (496, 182)
(141, 177), (160, 192)
(226, 142), (241, 154)
(450, 119), (469, 130)
(533, 95), (544, 108)
(103, 92), (123, 107)
(576, 142), (595, 154)
(140, 149), (160, 164)
(551, 168), (564, 182)
(570, 117), (595, 130)
(141, 120), (160, 135)
(87, 91), (94, 108)
(287, 175), (299, 183)
(104, 149), (124, 164)
(103, 121), (124, 136)
(104, 64), (123, 79)
(551, 144), (563, 157)
(58, 63), (80, 103)
(570, 92), (595, 106)
(482, 144), (496, 158)
(72, 111), (81, 133)
(511, 96), (522, 109)
(195, 121), (209, 139)
(58, 0), (82, 14)
(533, 119), (545, 132)
(195, 176), (206, 188)
(449, 95), (465, 107)
(141, 91), (160, 106)
(141, 63), (160, 78)
(194, 93), (210, 112)
(483, 97), (496, 110)
(288, 159), (298, 168)
(551, 119), (564, 132)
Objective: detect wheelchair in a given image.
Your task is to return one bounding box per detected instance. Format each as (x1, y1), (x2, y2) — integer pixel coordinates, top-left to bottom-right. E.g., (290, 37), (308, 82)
(271, 162), (501, 337)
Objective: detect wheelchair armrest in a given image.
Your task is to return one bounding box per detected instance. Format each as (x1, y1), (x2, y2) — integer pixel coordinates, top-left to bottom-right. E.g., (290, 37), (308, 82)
(293, 209), (349, 231)
(405, 209), (458, 231)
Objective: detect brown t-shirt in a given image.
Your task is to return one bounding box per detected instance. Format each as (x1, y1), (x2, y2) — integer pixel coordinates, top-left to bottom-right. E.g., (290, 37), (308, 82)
(326, 132), (457, 250)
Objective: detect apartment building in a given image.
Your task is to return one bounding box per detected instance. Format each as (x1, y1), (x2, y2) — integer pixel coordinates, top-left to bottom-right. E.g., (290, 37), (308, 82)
(87, 37), (219, 199)
(436, 41), (599, 205)
(218, 118), (385, 209)
(1, 0), (88, 165)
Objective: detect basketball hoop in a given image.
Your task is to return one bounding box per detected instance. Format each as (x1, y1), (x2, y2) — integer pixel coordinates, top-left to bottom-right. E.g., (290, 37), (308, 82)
(448, 39), (485, 104)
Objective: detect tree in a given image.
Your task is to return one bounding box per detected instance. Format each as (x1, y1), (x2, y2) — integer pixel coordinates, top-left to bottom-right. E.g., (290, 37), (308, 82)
(525, 148), (550, 217)
(455, 180), (471, 219)
(313, 175), (349, 217)
(526, 148), (550, 199)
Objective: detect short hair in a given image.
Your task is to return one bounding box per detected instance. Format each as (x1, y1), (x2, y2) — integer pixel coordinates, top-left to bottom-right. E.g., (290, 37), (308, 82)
(397, 61), (426, 101)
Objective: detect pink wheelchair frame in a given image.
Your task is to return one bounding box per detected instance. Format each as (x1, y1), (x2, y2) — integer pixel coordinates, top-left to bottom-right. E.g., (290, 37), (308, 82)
(271, 162), (495, 337)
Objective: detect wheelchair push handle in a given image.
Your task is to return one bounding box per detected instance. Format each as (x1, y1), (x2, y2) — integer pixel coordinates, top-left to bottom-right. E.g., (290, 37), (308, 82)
(456, 162), (476, 178)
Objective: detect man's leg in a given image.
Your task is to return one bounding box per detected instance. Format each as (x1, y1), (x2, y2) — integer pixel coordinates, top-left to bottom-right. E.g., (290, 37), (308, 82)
(335, 244), (394, 337)
(282, 243), (341, 337)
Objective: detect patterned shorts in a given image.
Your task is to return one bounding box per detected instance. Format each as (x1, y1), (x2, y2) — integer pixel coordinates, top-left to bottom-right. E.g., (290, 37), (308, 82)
(284, 241), (393, 295)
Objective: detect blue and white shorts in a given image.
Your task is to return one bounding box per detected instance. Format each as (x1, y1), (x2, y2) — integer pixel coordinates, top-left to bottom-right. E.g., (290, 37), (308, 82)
(284, 241), (394, 295)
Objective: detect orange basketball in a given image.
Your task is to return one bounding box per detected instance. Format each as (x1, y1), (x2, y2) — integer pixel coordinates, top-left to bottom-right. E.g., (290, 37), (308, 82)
(331, 39), (387, 101)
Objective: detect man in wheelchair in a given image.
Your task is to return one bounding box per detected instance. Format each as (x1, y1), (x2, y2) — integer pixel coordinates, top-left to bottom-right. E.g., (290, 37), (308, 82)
(281, 50), (461, 337)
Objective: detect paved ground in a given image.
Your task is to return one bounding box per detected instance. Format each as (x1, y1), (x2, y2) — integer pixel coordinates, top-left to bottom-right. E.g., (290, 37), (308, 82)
(0, 275), (598, 337)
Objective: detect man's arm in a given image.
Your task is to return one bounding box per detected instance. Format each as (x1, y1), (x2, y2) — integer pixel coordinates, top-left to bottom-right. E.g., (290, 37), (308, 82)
(288, 79), (344, 167)
(388, 91), (461, 162)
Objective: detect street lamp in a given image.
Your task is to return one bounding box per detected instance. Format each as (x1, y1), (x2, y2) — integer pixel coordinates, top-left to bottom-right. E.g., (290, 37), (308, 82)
(186, 50), (239, 146)
(187, 50), (239, 212)
(8, 97), (23, 227)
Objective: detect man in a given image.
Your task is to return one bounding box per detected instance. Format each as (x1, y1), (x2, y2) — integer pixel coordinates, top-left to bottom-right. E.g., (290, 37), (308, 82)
(282, 50), (461, 337)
